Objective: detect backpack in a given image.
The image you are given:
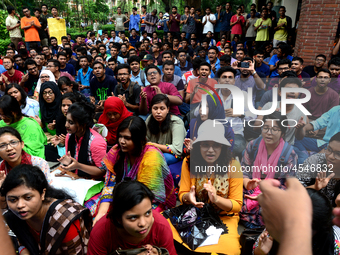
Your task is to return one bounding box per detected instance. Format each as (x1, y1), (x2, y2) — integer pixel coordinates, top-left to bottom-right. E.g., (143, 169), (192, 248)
(116, 81), (140, 102)
(244, 136), (293, 169)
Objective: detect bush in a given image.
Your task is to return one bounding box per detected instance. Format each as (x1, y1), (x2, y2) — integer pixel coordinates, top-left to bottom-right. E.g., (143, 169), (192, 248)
(0, 39), (12, 56)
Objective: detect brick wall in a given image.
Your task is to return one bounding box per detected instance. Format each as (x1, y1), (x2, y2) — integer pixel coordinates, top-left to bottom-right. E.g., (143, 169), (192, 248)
(294, 0), (340, 66)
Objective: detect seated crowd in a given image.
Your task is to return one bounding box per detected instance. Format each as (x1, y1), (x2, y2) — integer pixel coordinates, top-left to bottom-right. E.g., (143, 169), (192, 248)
(1, 2), (340, 255)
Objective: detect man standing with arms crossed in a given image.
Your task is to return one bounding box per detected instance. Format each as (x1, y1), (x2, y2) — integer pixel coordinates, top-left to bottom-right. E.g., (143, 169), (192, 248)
(6, 6), (22, 49)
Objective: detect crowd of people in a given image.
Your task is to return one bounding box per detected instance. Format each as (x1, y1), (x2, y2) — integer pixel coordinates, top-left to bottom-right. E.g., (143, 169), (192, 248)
(1, 1), (340, 255)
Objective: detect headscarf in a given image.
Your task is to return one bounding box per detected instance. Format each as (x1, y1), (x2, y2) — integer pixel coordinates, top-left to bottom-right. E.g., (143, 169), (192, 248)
(39, 81), (62, 124)
(17, 41), (28, 54)
(98, 97), (133, 145)
(189, 93), (235, 150)
(36, 70), (56, 94)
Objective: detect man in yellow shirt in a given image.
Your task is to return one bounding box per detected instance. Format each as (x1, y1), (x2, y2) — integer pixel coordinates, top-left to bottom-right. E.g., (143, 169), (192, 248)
(273, 6), (292, 47)
(254, 8), (272, 49)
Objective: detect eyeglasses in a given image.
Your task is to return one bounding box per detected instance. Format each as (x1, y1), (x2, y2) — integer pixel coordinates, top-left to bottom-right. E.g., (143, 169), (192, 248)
(46, 65), (55, 68)
(40, 76), (50, 79)
(28, 66), (37, 71)
(325, 146), (340, 160)
(278, 67), (289, 71)
(316, 58), (325, 62)
(200, 142), (222, 151)
(0, 140), (20, 151)
(261, 126), (282, 135)
(147, 71), (158, 76)
(42, 91), (54, 96)
(2, 62), (11, 65)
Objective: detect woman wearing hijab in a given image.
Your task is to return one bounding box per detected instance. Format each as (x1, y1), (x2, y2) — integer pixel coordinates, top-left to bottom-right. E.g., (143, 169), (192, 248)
(34, 70), (56, 99)
(36, 81), (62, 136)
(98, 97), (133, 146)
(188, 93), (235, 151)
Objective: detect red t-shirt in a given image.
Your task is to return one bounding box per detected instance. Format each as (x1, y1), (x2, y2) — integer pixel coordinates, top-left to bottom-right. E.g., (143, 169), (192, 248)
(3, 70), (23, 84)
(87, 210), (177, 255)
(230, 15), (245, 35)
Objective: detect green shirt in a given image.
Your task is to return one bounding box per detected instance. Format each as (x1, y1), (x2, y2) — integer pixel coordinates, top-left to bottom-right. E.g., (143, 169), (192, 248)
(255, 18), (272, 42)
(0, 117), (47, 159)
(274, 17), (288, 41)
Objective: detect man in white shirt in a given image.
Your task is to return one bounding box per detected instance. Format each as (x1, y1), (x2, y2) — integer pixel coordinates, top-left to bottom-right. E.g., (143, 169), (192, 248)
(6, 6), (22, 49)
(202, 7), (216, 36)
(109, 31), (123, 44)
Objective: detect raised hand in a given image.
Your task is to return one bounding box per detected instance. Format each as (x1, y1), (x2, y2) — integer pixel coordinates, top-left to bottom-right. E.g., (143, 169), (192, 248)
(246, 178), (261, 190)
(47, 120), (56, 130)
(314, 172), (335, 191)
(257, 230), (273, 254)
(295, 116), (305, 130)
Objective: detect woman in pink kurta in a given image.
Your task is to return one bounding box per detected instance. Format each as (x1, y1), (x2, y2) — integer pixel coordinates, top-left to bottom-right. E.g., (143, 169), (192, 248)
(59, 101), (107, 179)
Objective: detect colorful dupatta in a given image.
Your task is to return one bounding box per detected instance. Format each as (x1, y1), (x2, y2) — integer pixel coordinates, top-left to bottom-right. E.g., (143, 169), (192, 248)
(0, 150), (32, 174)
(101, 143), (176, 211)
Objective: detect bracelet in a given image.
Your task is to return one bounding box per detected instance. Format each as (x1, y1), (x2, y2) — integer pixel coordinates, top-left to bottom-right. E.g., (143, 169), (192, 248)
(166, 144), (182, 159)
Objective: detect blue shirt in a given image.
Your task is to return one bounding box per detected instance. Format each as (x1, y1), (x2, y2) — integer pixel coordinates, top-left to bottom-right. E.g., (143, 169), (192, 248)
(159, 65), (182, 77)
(220, 11), (233, 31)
(60, 63), (76, 76)
(214, 13), (222, 33)
(129, 35), (140, 48)
(311, 105), (340, 147)
(129, 14), (140, 31)
(256, 63), (270, 77)
(269, 54), (294, 77)
(207, 58), (221, 73)
(130, 70), (150, 86)
(0, 65), (5, 74)
(76, 67), (93, 86)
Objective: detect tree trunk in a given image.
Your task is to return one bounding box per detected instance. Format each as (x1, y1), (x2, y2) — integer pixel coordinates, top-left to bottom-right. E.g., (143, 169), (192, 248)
(186, 0), (201, 10)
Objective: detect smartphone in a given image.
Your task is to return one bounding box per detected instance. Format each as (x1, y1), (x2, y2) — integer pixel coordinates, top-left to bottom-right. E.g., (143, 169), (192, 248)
(238, 62), (249, 68)
(98, 30), (102, 35)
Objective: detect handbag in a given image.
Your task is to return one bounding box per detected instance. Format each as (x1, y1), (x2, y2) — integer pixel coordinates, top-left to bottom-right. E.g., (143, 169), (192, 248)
(163, 203), (228, 250)
(110, 246), (169, 255)
(239, 228), (264, 255)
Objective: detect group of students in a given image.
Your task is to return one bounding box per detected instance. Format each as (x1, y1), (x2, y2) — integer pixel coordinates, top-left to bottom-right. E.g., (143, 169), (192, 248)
(1, 2), (340, 255)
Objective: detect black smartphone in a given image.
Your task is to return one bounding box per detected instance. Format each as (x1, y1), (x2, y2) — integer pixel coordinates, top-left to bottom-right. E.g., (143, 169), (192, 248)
(238, 62), (249, 68)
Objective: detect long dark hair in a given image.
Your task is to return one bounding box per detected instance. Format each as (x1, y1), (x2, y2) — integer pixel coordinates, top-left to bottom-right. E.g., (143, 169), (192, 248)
(107, 179), (155, 228)
(114, 116), (147, 183)
(147, 94), (171, 135)
(57, 76), (79, 92)
(5, 83), (27, 108)
(67, 101), (96, 178)
(67, 101), (95, 130)
(1, 164), (72, 201)
(0, 95), (23, 124)
(307, 189), (335, 255)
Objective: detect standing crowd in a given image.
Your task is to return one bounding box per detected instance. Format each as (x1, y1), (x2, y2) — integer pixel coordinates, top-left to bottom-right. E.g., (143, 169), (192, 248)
(1, 2), (340, 255)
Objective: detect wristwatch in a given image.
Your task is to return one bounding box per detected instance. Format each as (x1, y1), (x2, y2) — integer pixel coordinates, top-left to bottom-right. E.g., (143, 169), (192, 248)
(251, 70), (257, 76)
